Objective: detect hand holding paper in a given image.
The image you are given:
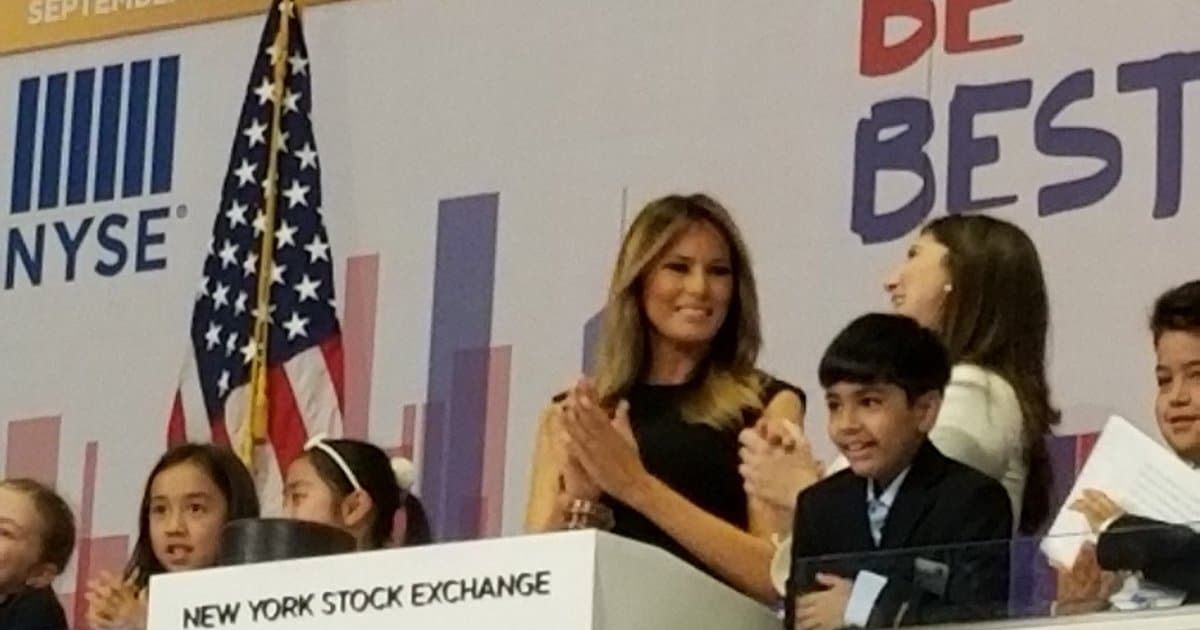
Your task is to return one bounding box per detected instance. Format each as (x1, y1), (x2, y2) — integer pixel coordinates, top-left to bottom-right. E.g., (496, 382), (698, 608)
(1041, 416), (1200, 569)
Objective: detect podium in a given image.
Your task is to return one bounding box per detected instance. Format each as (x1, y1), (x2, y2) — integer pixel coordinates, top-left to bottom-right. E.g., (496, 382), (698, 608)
(147, 530), (780, 629)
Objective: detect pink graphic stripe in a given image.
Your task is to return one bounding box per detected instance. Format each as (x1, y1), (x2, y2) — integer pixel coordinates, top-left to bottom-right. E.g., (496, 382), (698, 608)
(72, 441), (99, 630)
(481, 346), (511, 537)
(84, 535), (129, 580)
(342, 254), (380, 439)
(401, 404), (417, 459)
(5, 416), (61, 484)
(67, 534), (128, 630)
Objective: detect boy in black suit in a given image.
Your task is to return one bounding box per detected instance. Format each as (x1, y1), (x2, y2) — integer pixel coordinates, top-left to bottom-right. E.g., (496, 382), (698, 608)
(786, 313), (1012, 629)
(1068, 280), (1200, 607)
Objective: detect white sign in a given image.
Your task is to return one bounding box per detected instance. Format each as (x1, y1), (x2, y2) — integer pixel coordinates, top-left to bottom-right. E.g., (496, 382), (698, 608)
(148, 531), (595, 630)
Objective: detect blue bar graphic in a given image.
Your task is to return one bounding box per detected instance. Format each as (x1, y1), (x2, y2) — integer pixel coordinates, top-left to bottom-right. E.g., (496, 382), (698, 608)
(10, 78), (40, 214)
(422, 193), (499, 539)
(151, 56), (179, 195)
(37, 74), (68, 210)
(94, 64), (123, 203)
(122, 60), (151, 199)
(66, 69), (96, 206)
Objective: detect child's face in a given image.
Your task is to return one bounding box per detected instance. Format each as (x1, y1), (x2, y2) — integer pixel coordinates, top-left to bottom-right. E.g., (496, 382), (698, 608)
(282, 456), (342, 529)
(283, 456), (373, 547)
(1155, 330), (1200, 463)
(825, 382), (938, 483)
(0, 487), (54, 591)
(148, 462), (229, 573)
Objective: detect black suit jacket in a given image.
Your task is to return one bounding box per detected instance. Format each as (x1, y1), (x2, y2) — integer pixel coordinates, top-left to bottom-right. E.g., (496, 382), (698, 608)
(0, 586), (67, 630)
(1097, 514), (1200, 604)
(785, 441), (1012, 628)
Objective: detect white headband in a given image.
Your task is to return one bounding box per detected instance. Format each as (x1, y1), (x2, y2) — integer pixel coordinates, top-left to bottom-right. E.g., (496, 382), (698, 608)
(304, 434), (363, 492)
(305, 434), (418, 494)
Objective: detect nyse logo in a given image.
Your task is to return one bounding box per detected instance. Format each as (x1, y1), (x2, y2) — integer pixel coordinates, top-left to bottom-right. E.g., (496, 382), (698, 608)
(4, 55), (182, 290)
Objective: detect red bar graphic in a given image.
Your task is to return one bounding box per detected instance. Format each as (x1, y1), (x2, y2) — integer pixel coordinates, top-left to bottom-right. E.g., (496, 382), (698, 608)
(85, 535), (130, 582)
(5, 416), (61, 484)
(481, 346), (511, 537)
(72, 441), (99, 630)
(401, 404), (417, 459)
(342, 254), (380, 439)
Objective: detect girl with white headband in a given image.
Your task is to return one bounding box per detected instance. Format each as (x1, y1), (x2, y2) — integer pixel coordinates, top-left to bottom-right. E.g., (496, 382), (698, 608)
(284, 436), (432, 549)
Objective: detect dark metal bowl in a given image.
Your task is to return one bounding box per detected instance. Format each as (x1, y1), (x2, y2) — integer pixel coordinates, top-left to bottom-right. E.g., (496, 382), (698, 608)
(217, 518), (356, 566)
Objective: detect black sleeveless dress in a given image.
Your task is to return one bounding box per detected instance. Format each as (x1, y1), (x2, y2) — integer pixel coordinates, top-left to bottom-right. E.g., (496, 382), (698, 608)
(601, 372), (804, 580)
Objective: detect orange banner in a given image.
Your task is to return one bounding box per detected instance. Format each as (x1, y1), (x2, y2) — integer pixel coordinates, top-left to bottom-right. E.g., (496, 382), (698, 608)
(1, 0), (349, 56)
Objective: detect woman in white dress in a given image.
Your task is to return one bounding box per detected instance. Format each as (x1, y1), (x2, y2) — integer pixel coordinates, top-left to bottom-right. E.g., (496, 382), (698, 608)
(745, 215), (1060, 596)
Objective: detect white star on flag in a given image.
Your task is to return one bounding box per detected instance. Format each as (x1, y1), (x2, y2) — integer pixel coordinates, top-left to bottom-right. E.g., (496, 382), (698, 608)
(234, 160), (257, 187)
(204, 323), (223, 350)
(282, 312), (310, 340)
(244, 119), (268, 148)
(240, 338), (259, 365)
(275, 221), (298, 248)
(212, 283), (231, 310)
(218, 240), (239, 268)
(283, 180), (310, 208)
(242, 251), (259, 277)
(226, 201), (248, 227)
(254, 78), (277, 105)
(283, 90), (301, 114)
(295, 143), (318, 171)
(252, 211), (267, 236)
(217, 370), (231, 395)
(294, 274), (321, 302)
(289, 53), (309, 76)
(234, 291), (248, 315)
(270, 262), (288, 285)
(250, 303), (277, 325)
(304, 235), (330, 263)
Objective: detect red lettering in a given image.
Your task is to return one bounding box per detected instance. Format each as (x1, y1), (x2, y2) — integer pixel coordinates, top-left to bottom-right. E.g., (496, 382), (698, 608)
(945, 0), (1023, 53)
(860, 0), (936, 77)
(860, 0), (1024, 77)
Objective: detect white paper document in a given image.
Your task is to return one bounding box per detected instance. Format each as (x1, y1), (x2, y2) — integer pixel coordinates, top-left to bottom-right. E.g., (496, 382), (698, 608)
(1040, 415), (1200, 569)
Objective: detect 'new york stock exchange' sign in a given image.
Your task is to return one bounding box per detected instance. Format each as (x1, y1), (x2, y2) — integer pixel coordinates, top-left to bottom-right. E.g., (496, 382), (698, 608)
(147, 531), (594, 630)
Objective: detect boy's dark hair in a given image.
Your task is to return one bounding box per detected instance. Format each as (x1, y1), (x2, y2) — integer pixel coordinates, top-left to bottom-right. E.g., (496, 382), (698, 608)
(1151, 280), (1200, 341)
(126, 444), (261, 589)
(2, 479), (76, 571)
(819, 313), (951, 401)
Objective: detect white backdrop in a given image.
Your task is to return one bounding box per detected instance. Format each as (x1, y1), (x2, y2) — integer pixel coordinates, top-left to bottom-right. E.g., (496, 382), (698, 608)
(2, 0), (1199, 606)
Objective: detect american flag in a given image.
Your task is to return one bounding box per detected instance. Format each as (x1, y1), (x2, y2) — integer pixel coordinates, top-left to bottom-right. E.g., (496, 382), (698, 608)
(169, 0), (343, 512)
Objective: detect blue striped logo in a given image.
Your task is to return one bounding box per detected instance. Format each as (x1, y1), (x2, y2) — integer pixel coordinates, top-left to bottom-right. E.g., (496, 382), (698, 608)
(10, 55), (179, 213)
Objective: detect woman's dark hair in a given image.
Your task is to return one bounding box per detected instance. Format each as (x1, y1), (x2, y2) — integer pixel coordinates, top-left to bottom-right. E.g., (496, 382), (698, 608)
(125, 444), (260, 589)
(819, 313), (951, 400)
(304, 439), (434, 548)
(923, 215), (1060, 535)
(2, 478), (76, 572)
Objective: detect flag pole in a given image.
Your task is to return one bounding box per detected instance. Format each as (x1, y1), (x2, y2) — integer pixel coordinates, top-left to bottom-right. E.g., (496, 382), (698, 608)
(240, 0), (296, 467)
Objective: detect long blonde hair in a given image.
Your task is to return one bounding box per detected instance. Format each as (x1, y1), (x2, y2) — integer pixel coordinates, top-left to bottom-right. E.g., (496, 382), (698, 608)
(594, 194), (764, 430)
